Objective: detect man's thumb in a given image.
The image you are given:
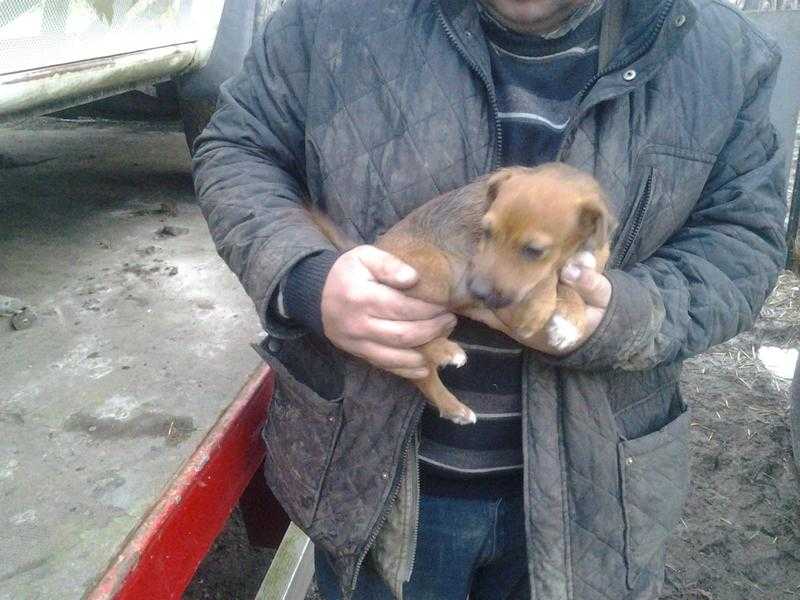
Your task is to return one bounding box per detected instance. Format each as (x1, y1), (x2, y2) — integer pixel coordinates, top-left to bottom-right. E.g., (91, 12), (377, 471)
(560, 263), (611, 308)
(358, 246), (418, 289)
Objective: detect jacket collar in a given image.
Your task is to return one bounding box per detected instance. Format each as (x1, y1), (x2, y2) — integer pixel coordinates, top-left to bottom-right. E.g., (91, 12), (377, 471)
(582, 0), (697, 108)
(437, 0), (698, 99)
(437, 0), (495, 78)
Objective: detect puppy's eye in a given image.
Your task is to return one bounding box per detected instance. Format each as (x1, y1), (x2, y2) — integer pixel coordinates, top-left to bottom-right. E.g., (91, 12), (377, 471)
(521, 245), (545, 260)
(482, 227), (492, 240)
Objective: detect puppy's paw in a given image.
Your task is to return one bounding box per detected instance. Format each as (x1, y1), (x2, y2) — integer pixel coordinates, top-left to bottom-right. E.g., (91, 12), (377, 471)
(444, 406), (477, 425)
(449, 348), (467, 368)
(547, 314), (581, 351)
(570, 250), (597, 271)
(423, 339), (468, 369)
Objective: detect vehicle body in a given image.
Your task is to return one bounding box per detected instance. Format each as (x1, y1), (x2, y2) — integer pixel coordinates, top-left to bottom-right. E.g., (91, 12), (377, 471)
(0, 0), (278, 145)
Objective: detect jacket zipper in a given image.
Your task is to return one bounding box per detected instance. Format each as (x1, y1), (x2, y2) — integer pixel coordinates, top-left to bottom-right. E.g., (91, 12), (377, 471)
(613, 167), (653, 268)
(390, 8), (506, 590)
(348, 402), (425, 597)
(347, 10), (496, 587)
(545, 2), (672, 598)
(404, 433), (422, 583)
(437, 7), (503, 170)
(347, 1), (676, 595)
(348, 9), (506, 594)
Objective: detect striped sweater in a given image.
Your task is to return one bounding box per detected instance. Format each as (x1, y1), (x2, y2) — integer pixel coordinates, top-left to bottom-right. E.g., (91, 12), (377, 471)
(417, 1), (602, 497)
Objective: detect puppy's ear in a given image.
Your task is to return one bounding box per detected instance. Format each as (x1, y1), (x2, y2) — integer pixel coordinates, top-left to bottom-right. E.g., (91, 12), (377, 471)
(578, 193), (615, 251)
(486, 168), (514, 204)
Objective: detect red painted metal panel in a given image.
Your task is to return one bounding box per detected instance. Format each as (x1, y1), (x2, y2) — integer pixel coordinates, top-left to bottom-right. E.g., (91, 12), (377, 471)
(86, 365), (279, 600)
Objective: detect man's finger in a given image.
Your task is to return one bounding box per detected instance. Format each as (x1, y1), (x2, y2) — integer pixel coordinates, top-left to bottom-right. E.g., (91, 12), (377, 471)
(584, 306), (605, 333)
(387, 366), (431, 380)
(358, 246), (419, 289)
(357, 341), (429, 370)
(560, 265), (611, 308)
(366, 284), (450, 321)
(366, 313), (457, 348)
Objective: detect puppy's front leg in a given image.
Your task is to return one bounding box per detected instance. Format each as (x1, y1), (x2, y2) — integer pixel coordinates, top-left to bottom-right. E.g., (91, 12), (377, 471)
(546, 249), (605, 351)
(504, 275), (557, 340)
(546, 284), (586, 352)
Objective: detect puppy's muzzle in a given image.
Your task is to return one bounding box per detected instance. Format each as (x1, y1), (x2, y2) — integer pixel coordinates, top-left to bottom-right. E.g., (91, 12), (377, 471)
(467, 276), (512, 309)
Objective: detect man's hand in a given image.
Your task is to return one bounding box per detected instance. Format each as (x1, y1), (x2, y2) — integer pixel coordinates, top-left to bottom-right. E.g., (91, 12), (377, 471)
(321, 245), (456, 380)
(558, 252), (612, 344)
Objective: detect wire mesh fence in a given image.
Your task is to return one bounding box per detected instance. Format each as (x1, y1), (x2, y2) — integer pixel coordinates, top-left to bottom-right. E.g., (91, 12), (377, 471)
(730, 0), (800, 9)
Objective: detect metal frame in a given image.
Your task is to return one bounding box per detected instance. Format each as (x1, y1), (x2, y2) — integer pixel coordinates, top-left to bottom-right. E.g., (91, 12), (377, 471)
(0, 43), (197, 122)
(787, 149), (800, 273)
(256, 523), (315, 600)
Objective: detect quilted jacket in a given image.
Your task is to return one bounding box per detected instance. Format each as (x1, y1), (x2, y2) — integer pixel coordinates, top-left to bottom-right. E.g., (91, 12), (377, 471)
(192, 0), (787, 596)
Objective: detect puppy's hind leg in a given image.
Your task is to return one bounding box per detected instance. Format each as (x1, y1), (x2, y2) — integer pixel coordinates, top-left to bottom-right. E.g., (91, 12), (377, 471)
(415, 338), (475, 425)
(415, 372), (476, 426)
(421, 337), (467, 369)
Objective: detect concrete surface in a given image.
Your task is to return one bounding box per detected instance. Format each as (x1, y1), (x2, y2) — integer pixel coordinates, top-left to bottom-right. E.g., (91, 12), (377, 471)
(0, 116), (263, 599)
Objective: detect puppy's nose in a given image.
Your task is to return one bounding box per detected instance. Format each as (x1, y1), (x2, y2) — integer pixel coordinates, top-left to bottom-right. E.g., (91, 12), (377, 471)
(468, 276), (512, 309)
(468, 275), (492, 300)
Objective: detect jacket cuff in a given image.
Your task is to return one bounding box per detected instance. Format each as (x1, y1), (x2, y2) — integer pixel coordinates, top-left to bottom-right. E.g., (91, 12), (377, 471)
(281, 250), (339, 336)
(536, 269), (655, 371)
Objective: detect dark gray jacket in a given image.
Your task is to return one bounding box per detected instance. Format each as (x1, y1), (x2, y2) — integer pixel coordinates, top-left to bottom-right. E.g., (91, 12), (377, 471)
(192, 0), (787, 596)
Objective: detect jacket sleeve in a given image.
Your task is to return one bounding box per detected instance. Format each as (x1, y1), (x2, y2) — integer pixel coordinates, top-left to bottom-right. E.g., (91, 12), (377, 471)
(551, 44), (787, 372)
(192, 0), (334, 338)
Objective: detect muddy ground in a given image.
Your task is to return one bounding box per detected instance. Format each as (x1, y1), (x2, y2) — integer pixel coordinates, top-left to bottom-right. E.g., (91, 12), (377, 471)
(663, 272), (800, 599)
(5, 111), (796, 599)
(1, 114), (263, 599)
(188, 273), (800, 600)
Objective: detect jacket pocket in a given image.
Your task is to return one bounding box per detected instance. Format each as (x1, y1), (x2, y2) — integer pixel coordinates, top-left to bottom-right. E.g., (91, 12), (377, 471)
(262, 357), (343, 531)
(612, 146), (716, 269)
(618, 392), (690, 590)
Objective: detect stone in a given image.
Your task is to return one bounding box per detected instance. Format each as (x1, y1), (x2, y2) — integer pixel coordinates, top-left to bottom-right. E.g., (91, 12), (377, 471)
(155, 225), (189, 237)
(11, 308), (36, 330)
(0, 295), (25, 317)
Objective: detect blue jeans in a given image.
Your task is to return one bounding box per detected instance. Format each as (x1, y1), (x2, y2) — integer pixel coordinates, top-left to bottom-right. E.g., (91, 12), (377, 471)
(315, 493), (530, 600)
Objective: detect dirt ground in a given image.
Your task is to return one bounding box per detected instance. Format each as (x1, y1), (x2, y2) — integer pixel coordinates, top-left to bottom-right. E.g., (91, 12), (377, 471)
(0, 114), (262, 599)
(187, 273), (800, 600)
(663, 271), (800, 599)
(183, 508), (275, 600)
(5, 112), (796, 599)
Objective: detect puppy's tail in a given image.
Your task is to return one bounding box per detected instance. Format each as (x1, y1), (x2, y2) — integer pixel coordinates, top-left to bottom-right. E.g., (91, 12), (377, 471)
(309, 207), (358, 252)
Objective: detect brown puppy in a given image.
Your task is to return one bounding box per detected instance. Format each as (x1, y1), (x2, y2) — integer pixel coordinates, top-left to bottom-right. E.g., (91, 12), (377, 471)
(469, 165), (612, 348)
(314, 163), (612, 425)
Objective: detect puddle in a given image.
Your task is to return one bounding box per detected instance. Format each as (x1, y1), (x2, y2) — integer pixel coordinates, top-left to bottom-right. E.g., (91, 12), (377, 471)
(64, 410), (195, 446)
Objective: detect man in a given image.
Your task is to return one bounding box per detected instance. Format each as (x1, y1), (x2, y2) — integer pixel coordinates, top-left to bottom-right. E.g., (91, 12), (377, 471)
(192, 0), (787, 596)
